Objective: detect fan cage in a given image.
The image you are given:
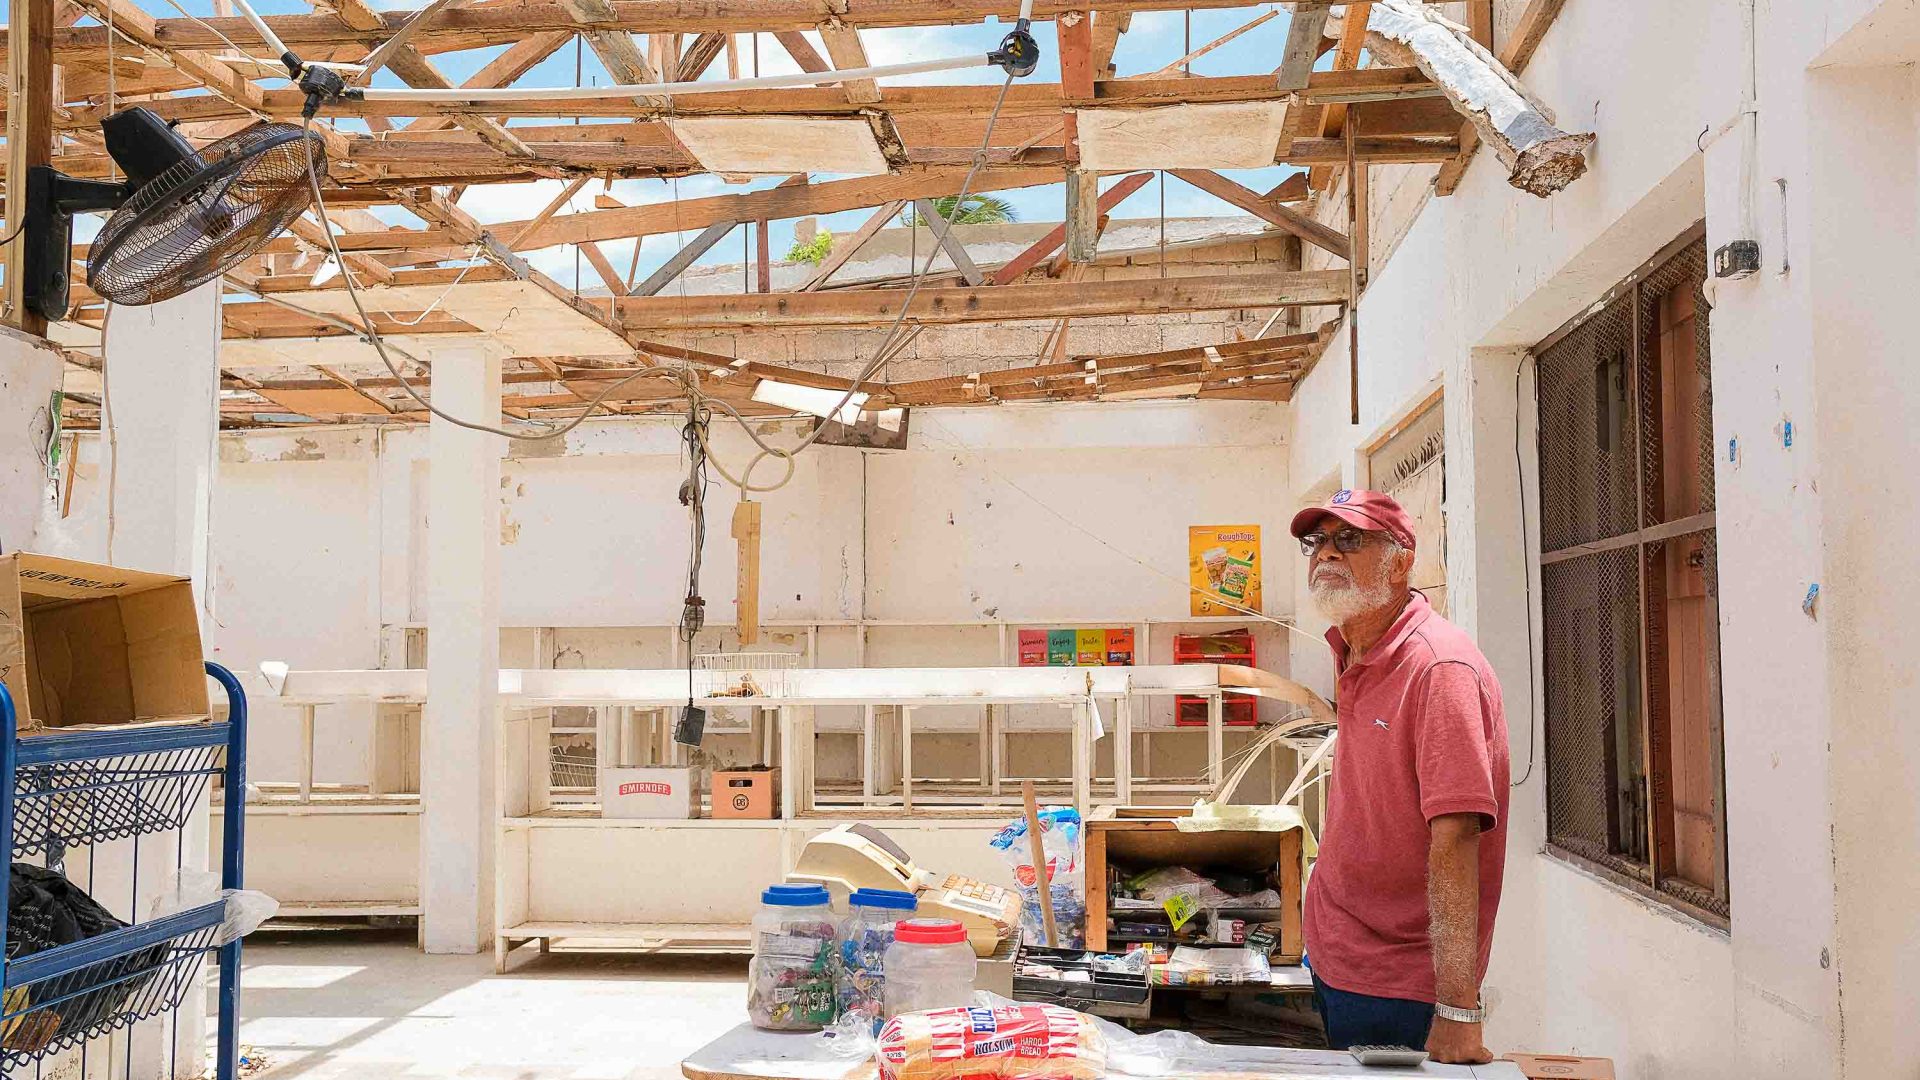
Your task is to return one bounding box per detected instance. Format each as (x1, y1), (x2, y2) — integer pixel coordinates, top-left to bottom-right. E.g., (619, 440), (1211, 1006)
(86, 123), (326, 307)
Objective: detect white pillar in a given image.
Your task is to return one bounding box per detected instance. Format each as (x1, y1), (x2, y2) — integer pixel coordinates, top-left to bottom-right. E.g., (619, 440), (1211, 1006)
(422, 344), (504, 953)
(97, 287), (220, 584)
(95, 285), (221, 1080)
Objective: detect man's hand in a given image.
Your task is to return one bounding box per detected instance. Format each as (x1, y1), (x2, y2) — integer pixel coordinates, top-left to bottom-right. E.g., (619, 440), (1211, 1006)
(1427, 1017), (1493, 1064)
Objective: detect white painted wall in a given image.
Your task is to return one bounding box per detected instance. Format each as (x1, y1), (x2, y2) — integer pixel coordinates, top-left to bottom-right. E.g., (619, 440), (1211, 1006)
(0, 327), (63, 553)
(1281, 1), (1920, 1076)
(63, 399), (1299, 797)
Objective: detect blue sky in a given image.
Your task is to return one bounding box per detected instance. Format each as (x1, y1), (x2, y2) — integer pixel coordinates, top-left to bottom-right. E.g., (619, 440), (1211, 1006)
(87, 0), (1325, 288)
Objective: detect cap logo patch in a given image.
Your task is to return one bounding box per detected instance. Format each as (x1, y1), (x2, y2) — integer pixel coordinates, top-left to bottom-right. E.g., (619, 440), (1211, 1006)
(1332, 490), (1353, 504)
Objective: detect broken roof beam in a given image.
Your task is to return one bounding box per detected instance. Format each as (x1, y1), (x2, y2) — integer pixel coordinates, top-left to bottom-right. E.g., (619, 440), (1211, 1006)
(1275, 2), (1329, 90)
(1435, 0), (1565, 194)
(614, 270), (1349, 330)
(1364, 0), (1591, 196)
(1087, 11), (1128, 80)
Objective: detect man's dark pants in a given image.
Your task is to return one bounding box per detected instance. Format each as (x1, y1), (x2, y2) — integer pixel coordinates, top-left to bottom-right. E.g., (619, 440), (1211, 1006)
(1310, 972), (1435, 1050)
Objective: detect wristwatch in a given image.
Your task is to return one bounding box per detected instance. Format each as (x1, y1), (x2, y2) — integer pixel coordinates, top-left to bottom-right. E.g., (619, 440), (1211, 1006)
(1433, 999), (1487, 1024)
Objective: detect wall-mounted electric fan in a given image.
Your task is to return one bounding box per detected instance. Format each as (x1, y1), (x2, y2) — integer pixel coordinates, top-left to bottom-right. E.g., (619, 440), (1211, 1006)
(22, 107), (324, 321)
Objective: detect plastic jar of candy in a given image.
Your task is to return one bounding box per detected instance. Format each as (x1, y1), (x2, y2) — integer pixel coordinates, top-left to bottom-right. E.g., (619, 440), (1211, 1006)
(882, 918), (977, 1019)
(838, 888), (918, 1033)
(748, 884), (840, 1031)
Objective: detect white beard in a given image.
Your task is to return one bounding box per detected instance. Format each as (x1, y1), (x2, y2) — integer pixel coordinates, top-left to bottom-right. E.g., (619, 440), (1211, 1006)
(1309, 563), (1396, 625)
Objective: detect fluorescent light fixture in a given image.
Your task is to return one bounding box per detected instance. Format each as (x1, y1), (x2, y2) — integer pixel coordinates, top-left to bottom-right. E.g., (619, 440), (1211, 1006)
(751, 379), (867, 424)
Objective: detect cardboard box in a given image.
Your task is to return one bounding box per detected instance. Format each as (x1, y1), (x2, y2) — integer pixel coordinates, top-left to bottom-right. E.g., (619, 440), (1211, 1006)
(710, 768), (780, 819)
(1503, 1055), (1615, 1080)
(0, 553), (208, 733)
(600, 767), (699, 819)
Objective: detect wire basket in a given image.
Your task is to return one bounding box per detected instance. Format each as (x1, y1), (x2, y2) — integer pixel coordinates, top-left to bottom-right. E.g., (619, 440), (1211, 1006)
(692, 652), (798, 700)
(1, 903), (223, 1067)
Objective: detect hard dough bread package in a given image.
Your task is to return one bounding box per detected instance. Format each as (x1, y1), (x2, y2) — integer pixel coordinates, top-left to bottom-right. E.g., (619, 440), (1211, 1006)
(877, 1003), (1106, 1080)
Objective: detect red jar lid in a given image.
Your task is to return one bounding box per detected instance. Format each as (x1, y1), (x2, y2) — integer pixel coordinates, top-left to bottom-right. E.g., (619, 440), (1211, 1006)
(893, 918), (967, 945)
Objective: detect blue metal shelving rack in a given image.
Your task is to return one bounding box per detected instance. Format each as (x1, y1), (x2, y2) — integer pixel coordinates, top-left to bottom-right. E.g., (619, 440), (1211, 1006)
(0, 661), (246, 1080)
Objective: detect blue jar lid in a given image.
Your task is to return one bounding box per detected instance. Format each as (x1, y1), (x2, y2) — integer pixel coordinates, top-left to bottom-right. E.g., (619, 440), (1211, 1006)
(763, 883), (831, 907)
(849, 888), (917, 911)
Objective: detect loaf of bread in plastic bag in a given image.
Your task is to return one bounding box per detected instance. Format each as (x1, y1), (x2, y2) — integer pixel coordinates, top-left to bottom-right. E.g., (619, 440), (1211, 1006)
(877, 1003), (1105, 1080)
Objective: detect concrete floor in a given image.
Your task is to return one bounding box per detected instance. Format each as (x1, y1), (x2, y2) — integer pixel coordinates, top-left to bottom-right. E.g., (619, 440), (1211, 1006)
(227, 932), (747, 1080)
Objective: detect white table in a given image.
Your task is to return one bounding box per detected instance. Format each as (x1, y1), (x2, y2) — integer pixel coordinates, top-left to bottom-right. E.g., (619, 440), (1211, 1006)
(680, 1022), (1532, 1080)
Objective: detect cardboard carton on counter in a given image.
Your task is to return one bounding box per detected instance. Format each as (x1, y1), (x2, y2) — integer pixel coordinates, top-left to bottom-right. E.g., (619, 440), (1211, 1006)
(0, 554), (209, 734)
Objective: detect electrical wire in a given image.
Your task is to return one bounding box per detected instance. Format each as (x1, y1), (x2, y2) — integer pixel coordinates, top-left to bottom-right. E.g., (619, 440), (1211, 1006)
(697, 72), (1019, 494)
(296, 121), (694, 439)
(295, 66), (1012, 455)
(1511, 351), (1538, 788)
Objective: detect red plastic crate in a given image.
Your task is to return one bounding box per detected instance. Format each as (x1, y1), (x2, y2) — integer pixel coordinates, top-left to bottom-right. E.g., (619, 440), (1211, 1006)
(1173, 629), (1258, 727)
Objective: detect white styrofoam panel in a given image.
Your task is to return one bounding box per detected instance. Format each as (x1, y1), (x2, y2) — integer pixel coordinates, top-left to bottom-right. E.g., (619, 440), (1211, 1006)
(1075, 101), (1290, 170)
(669, 117), (890, 176)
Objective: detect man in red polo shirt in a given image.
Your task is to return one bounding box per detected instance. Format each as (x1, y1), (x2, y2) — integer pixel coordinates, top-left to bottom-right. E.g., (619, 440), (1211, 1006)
(1291, 489), (1508, 1064)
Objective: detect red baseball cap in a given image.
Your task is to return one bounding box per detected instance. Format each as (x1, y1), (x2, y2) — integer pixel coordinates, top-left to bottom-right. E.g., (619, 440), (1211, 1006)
(1289, 489), (1417, 552)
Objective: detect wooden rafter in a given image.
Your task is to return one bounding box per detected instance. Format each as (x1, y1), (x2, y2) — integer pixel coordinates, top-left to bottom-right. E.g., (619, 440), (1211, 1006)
(612, 270), (1349, 330)
(42, 0), (1322, 56)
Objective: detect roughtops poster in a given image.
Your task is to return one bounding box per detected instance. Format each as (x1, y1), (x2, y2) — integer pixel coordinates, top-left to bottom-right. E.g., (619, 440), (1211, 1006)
(1189, 525), (1262, 617)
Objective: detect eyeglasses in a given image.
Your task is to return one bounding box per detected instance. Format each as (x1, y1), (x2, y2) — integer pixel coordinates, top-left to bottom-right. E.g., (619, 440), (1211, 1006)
(1299, 529), (1375, 557)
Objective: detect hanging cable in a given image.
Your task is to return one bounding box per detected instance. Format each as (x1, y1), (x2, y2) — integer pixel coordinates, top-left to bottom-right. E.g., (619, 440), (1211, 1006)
(699, 72), (1019, 494)
(295, 120), (692, 439)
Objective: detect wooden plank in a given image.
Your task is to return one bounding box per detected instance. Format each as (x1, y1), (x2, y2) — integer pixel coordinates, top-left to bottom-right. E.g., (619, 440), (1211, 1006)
(561, 0), (657, 83)
(1308, 0), (1369, 190)
(1504, 0), (1568, 70)
(771, 29), (831, 72)
(118, 70), (1415, 127)
(989, 170), (1150, 285)
(1087, 10), (1129, 80)
(578, 241), (629, 296)
(1466, 0), (1492, 49)
(910, 200), (985, 286)
(1063, 167), (1100, 265)
(732, 501), (762, 645)
(755, 219), (771, 293)
(1274, 1), (1328, 90)
(614, 270), (1349, 329)
(1170, 169), (1348, 259)
(334, 0), (534, 157)
(47, 0), (1327, 54)
(797, 200), (903, 292)
(1058, 10), (1095, 97)
(679, 31), (727, 79)
(5, 0), (52, 333)
(817, 20), (879, 104)
(338, 167), (1059, 254)
(632, 218), (737, 296)
(399, 32), (573, 134)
